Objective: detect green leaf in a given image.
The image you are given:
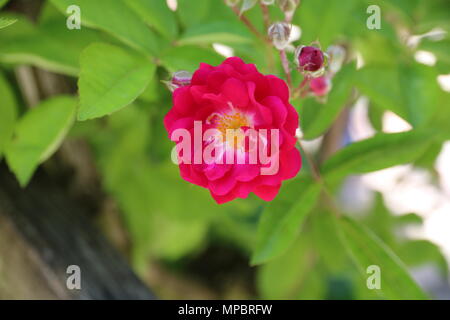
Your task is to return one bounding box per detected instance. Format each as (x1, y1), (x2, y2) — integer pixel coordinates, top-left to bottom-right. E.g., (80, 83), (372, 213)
(50, 0), (159, 56)
(124, 0), (178, 40)
(0, 14), (100, 76)
(395, 213), (423, 226)
(0, 17), (17, 29)
(240, 0), (258, 14)
(338, 216), (428, 300)
(89, 107), (220, 267)
(419, 39), (450, 67)
(176, 0), (211, 28)
(399, 63), (442, 127)
(257, 235), (323, 299)
(148, 213), (208, 261)
(113, 163), (209, 267)
(138, 77), (160, 103)
(251, 176), (321, 265)
(322, 130), (434, 183)
(355, 65), (406, 119)
(367, 102), (383, 131)
(356, 62), (445, 128)
(78, 43), (155, 121)
(413, 0), (450, 34)
(311, 211), (348, 272)
(179, 21), (252, 45)
(295, 0), (358, 48)
(0, 0), (9, 9)
(5, 96), (77, 186)
(161, 45), (223, 72)
(301, 62), (356, 140)
(397, 239), (449, 275)
(354, 24), (403, 67)
(0, 71), (17, 157)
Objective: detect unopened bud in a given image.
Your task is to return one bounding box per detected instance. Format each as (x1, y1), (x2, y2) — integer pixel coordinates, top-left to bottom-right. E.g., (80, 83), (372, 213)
(268, 22), (291, 50)
(327, 45), (346, 74)
(165, 70), (192, 92)
(261, 0), (275, 5)
(295, 45), (326, 76)
(276, 0), (300, 21)
(172, 70), (192, 86)
(310, 76), (331, 97)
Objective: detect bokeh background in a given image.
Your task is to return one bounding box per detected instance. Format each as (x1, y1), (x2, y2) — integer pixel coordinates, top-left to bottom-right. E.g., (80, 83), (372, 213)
(0, 0), (449, 299)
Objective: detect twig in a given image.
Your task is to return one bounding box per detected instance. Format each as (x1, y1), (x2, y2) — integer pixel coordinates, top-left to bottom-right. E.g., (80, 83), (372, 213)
(318, 107), (351, 164)
(260, 3), (271, 31)
(279, 50), (292, 88)
(226, 1), (275, 72)
(229, 5), (268, 43)
(292, 74), (311, 99)
(297, 140), (342, 217)
(14, 66), (41, 107)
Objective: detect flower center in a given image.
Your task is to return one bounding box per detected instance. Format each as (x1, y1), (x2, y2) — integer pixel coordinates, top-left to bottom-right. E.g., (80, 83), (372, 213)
(216, 112), (249, 135)
(207, 110), (252, 150)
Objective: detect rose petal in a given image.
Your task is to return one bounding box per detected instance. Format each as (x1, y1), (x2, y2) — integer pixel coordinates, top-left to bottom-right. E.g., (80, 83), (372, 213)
(253, 184), (281, 201)
(221, 78), (249, 107)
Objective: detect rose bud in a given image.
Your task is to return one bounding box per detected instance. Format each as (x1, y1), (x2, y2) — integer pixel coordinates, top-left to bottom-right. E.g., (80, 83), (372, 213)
(310, 76), (332, 97)
(268, 22), (291, 50)
(276, 0), (300, 21)
(327, 45), (346, 74)
(172, 70), (192, 87)
(261, 0), (275, 5)
(164, 70), (192, 91)
(295, 46), (325, 73)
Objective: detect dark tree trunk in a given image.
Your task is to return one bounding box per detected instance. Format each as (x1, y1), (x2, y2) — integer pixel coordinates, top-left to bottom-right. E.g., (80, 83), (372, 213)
(0, 163), (155, 300)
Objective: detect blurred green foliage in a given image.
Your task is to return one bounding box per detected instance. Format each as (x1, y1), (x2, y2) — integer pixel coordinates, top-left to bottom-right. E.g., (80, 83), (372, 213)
(0, 0), (449, 299)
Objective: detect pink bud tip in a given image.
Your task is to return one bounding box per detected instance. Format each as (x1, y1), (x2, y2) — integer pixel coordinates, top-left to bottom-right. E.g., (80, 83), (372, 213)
(310, 76), (331, 96)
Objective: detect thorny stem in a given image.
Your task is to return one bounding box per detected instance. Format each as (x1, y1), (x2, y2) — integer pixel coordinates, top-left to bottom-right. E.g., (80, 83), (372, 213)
(265, 46), (276, 73)
(260, 3), (271, 31)
(292, 74), (310, 99)
(297, 140), (342, 218)
(227, 1), (275, 72)
(229, 5), (268, 44)
(284, 0), (302, 24)
(279, 49), (293, 88)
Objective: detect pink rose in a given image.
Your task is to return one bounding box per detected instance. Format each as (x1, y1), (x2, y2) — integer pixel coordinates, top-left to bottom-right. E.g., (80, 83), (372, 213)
(164, 57), (301, 204)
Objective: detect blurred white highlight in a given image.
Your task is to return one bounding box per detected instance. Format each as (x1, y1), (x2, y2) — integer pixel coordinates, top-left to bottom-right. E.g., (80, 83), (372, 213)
(288, 24), (301, 43)
(438, 74), (450, 92)
(166, 0), (178, 11)
(348, 97), (375, 141)
(213, 43), (234, 58)
(415, 50), (437, 66)
(407, 28), (447, 48)
(382, 111), (412, 133)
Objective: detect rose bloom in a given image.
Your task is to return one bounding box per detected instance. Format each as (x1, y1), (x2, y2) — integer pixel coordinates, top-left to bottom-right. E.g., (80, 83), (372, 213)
(164, 57), (301, 204)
